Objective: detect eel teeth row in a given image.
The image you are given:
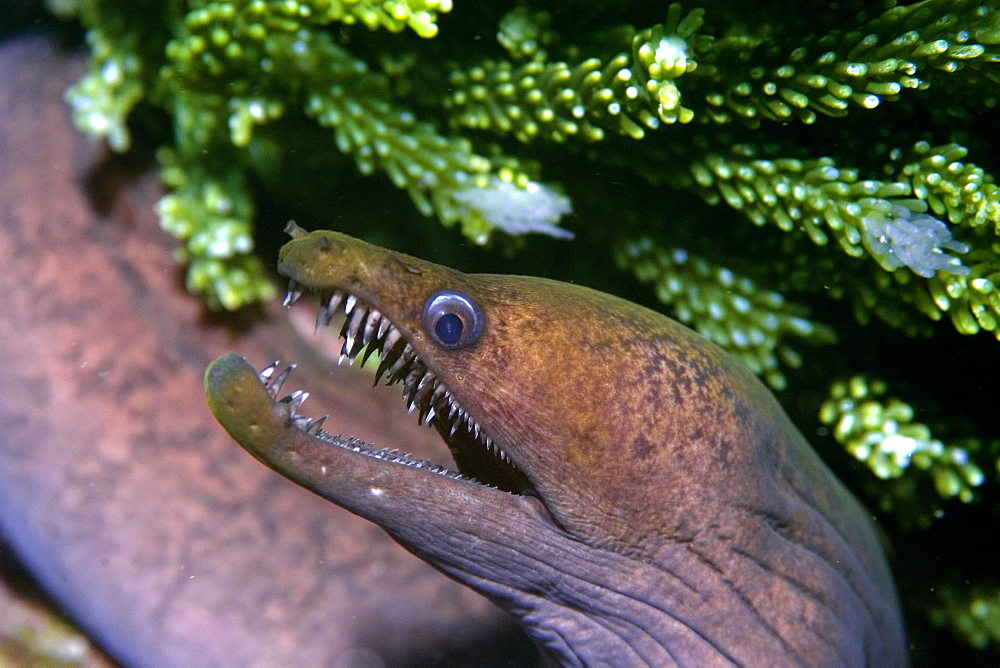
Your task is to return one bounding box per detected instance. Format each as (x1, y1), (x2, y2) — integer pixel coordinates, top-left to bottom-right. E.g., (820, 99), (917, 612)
(258, 361), (466, 480)
(282, 282), (504, 458)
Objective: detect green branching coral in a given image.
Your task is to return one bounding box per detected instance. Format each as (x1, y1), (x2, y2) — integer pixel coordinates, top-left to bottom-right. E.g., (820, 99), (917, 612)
(931, 585), (1000, 650)
(52, 0), (1000, 659)
(670, 141), (1000, 337)
(447, 1), (1000, 133)
(447, 3), (705, 141)
(59, 0), (572, 308)
(819, 376), (987, 526)
(156, 147), (272, 309)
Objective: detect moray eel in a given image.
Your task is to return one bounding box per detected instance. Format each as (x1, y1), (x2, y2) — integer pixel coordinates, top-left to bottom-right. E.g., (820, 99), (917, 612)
(206, 224), (908, 666)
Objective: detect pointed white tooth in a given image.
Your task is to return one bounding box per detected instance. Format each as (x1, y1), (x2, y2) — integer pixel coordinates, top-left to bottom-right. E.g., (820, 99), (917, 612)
(386, 357), (408, 380)
(402, 384), (418, 403)
(314, 305), (329, 333)
(417, 372), (434, 390)
(344, 306), (366, 354)
(283, 280), (302, 307)
(382, 326), (402, 351)
(373, 352), (397, 384)
(386, 345), (414, 379)
(406, 366), (424, 385)
(267, 364), (296, 398)
(376, 317), (391, 339)
(424, 406), (436, 424)
(337, 352), (347, 366)
(362, 309), (380, 346)
(287, 390), (309, 413)
(328, 290), (345, 314)
(258, 362), (279, 382)
(309, 416), (328, 434)
(402, 383), (416, 405)
(344, 294), (357, 313)
(316, 293), (344, 331)
(411, 380), (434, 407)
(473, 423), (480, 440)
(450, 423), (458, 437)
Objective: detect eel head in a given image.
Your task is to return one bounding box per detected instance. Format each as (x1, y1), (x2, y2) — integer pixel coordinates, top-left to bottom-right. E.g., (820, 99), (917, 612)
(205, 224), (907, 665)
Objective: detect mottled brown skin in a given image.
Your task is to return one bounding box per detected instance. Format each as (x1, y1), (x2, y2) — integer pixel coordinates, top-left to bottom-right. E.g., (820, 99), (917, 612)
(0, 33), (527, 666)
(208, 230), (909, 665)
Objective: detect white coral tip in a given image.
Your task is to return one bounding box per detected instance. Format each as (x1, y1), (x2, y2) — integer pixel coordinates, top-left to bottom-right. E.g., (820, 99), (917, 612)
(862, 205), (970, 278)
(452, 177), (574, 239)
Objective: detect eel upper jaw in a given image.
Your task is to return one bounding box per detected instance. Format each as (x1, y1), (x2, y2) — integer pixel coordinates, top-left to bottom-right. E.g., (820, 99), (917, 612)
(280, 279), (539, 499)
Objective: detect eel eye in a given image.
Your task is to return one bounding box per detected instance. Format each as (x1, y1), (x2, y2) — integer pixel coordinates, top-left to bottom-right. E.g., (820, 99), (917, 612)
(422, 291), (484, 350)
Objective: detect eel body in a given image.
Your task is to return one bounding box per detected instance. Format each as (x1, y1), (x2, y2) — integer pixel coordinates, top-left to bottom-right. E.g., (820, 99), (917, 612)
(206, 226), (908, 666)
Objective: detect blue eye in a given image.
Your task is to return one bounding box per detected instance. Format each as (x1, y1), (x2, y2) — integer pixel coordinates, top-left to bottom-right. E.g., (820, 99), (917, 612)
(435, 313), (464, 344)
(422, 291), (484, 349)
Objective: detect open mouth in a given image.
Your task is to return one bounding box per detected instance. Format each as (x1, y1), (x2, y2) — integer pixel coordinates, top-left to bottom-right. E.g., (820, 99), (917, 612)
(270, 280), (534, 496)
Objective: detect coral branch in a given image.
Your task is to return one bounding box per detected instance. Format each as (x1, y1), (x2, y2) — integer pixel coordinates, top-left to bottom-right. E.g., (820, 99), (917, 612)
(819, 376), (985, 526)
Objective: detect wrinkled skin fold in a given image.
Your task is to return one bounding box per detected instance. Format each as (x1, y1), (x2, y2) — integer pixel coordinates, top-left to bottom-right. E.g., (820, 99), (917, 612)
(207, 229), (908, 666)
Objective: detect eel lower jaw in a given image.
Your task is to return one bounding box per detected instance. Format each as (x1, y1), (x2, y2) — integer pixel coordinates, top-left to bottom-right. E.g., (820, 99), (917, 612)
(281, 281), (537, 497)
(205, 353), (557, 536)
